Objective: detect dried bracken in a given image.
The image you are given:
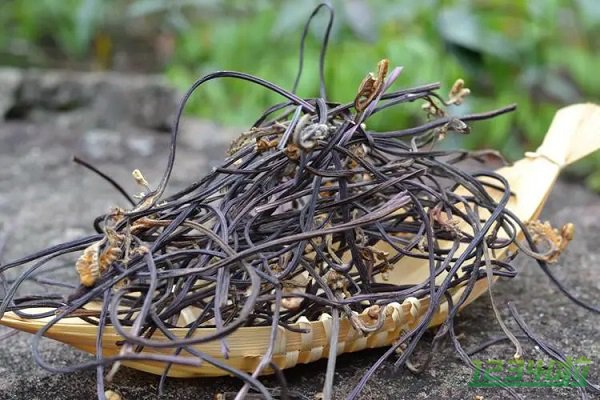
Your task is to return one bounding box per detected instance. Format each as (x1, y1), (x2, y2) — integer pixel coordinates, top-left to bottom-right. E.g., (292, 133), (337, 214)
(525, 220), (575, 263)
(1, 4), (599, 400)
(354, 59), (389, 112)
(104, 390), (122, 400)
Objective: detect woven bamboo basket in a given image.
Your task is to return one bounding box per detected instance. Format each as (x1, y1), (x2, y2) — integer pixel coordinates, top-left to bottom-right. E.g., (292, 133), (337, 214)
(2, 103), (599, 378)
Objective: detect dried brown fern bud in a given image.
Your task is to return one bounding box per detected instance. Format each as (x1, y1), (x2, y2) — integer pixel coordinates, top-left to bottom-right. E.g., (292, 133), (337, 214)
(354, 59), (389, 112)
(75, 242), (100, 287)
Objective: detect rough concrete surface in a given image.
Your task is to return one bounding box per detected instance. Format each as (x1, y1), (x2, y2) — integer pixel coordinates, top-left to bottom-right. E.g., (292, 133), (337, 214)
(0, 72), (599, 400)
(0, 67), (178, 131)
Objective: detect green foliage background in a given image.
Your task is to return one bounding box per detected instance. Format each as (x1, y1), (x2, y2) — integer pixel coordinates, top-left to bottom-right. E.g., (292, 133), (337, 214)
(1, 0), (599, 187)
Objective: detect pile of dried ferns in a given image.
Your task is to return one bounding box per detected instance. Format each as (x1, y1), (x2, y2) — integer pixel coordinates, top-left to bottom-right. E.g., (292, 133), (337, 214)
(1, 4), (598, 400)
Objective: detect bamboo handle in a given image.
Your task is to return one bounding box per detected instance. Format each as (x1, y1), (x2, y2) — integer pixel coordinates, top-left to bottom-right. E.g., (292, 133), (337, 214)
(534, 103), (600, 167)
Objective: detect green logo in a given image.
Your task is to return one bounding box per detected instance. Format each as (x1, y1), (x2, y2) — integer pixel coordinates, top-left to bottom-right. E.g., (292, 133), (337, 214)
(469, 356), (592, 387)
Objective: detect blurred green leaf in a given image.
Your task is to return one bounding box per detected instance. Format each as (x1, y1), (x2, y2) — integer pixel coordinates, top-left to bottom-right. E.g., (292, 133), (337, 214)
(342, 0), (377, 41)
(575, 0), (600, 28)
(272, 1), (319, 36)
(438, 5), (519, 61)
(2, 0), (600, 190)
(74, 0), (102, 56)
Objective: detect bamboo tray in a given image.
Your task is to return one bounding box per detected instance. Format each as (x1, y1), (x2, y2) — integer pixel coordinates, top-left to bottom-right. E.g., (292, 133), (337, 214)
(2, 103), (600, 378)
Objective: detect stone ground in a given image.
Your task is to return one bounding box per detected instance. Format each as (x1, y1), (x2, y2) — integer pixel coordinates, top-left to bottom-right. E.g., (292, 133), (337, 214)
(0, 69), (599, 400)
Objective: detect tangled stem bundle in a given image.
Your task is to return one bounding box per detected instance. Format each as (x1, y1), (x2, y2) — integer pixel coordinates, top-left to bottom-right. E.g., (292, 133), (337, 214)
(1, 4), (599, 400)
